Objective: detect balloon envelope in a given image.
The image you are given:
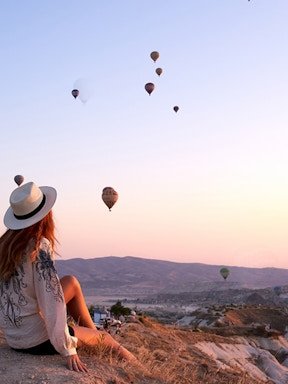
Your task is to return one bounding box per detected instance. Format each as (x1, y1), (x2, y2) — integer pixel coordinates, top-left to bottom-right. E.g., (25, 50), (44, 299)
(155, 67), (163, 76)
(173, 106), (179, 113)
(150, 51), (159, 62)
(145, 82), (155, 95)
(14, 175), (24, 186)
(102, 187), (118, 211)
(71, 89), (79, 99)
(220, 267), (230, 280)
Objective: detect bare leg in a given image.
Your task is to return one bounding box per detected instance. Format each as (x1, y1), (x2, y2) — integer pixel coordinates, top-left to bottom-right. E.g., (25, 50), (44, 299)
(60, 275), (96, 329)
(60, 276), (145, 370)
(72, 325), (139, 364)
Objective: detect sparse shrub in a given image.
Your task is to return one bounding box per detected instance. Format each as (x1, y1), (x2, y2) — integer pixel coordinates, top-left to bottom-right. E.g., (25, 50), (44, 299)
(110, 300), (131, 317)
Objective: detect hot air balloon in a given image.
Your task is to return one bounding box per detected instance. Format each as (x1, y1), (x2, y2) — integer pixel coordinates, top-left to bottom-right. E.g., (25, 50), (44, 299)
(145, 82), (155, 96)
(14, 175), (24, 186)
(173, 106), (179, 113)
(150, 51), (159, 62)
(71, 89), (79, 99)
(220, 267), (230, 281)
(155, 68), (163, 76)
(102, 187), (118, 211)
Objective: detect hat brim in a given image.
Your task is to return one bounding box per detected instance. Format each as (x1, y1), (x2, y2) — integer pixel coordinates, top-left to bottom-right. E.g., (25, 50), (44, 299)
(4, 186), (57, 230)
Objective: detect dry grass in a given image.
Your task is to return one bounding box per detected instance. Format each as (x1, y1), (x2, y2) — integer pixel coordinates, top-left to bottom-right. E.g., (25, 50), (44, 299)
(80, 334), (115, 362)
(0, 314), (274, 384)
(75, 318), (272, 384)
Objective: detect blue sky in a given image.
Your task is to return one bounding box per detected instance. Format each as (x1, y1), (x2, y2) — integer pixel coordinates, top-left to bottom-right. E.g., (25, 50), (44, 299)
(1, 1), (288, 267)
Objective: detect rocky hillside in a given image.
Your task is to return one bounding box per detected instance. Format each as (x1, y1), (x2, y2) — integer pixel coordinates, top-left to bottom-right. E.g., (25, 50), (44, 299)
(2, 305), (288, 383)
(138, 285), (288, 313)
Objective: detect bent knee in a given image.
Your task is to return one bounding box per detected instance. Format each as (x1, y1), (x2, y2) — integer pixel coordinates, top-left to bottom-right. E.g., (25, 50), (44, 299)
(60, 275), (81, 290)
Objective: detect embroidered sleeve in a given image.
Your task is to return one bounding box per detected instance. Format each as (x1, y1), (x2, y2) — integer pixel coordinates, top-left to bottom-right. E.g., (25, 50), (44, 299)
(33, 239), (78, 356)
(0, 265), (27, 327)
(35, 249), (63, 302)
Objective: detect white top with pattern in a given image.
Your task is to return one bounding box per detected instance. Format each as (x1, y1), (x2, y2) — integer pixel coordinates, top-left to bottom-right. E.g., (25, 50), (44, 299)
(0, 237), (77, 357)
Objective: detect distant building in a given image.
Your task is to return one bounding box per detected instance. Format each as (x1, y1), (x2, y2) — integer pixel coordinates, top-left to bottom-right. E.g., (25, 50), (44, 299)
(93, 307), (111, 328)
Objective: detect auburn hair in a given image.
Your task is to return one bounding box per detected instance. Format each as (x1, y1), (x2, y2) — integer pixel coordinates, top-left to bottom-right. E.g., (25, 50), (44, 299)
(0, 211), (58, 281)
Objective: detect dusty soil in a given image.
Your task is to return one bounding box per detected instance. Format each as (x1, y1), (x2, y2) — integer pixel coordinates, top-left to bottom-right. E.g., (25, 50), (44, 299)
(0, 328), (154, 384)
(0, 314), (271, 384)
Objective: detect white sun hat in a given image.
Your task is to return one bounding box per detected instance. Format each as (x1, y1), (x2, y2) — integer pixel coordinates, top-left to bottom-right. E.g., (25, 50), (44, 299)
(4, 180), (57, 230)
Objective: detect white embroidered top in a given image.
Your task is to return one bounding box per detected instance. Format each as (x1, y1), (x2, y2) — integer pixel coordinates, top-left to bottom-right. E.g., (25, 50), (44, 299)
(0, 238), (78, 357)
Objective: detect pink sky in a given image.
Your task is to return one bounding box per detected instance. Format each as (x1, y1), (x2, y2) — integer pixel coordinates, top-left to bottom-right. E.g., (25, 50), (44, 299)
(1, 1), (288, 268)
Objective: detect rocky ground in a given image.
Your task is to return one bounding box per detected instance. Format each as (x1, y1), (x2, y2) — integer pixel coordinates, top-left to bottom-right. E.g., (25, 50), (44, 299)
(3, 305), (288, 383)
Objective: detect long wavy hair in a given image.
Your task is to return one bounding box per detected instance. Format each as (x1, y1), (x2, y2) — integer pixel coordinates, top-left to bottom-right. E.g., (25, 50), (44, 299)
(0, 210), (58, 281)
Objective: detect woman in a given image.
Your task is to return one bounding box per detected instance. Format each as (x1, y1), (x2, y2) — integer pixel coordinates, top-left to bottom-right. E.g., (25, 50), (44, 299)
(0, 179), (138, 372)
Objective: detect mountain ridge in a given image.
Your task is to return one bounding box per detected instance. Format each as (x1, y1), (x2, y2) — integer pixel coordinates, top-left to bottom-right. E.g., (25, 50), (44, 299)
(55, 256), (288, 295)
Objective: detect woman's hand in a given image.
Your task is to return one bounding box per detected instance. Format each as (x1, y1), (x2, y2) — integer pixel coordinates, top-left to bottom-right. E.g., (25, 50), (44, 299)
(67, 353), (88, 372)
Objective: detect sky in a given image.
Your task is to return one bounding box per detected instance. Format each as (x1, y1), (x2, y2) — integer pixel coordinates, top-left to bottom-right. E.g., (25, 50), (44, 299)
(1, 1), (288, 268)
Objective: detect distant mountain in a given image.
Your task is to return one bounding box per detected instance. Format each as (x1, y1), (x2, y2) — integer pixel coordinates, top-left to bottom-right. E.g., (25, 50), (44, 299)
(55, 256), (288, 296)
